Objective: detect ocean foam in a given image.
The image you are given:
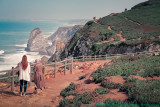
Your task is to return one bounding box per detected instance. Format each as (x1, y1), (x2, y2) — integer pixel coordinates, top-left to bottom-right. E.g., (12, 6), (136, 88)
(0, 50), (4, 55)
(15, 44), (27, 47)
(0, 50), (49, 71)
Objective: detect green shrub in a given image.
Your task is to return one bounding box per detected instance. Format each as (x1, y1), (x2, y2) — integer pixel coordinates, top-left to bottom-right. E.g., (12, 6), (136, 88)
(101, 81), (121, 89)
(59, 99), (71, 107)
(90, 68), (106, 83)
(79, 75), (86, 80)
(94, 88), (109, 95)
(70, 91), (94, 106)
(139, 67), (160, 77)
(91, 55), (160, 83)
(103, 98), (130, 107)
(125, 78), (138, 83)
(86, 21), (94, 26)
(120, 80), (160, 105)
(60, 82), (76, 97)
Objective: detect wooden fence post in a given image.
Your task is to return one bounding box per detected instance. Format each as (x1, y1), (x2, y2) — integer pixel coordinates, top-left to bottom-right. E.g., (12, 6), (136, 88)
(70, 57), (73, 74)
(106, 54), (107, 60)
(43, 63), (46, 80)
(83, 55), (84, 62)
(11, 67), (14, 92)
(95, 55), (96, 61)
(64, 58), (67, 75)
(54, 61), (56, 78)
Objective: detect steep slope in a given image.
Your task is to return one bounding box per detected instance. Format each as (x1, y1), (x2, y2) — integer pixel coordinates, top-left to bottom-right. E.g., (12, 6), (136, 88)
(60, 0), (160, 58)
(48, 25), (83, 44)
(26, 25), (82, 56)
(47, 25), (83, 56)
(25, 28), (50, 55)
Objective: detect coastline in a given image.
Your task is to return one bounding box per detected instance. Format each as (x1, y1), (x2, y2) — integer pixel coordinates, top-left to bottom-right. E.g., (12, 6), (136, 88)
(0, 20), (87, 72)
(0, 45), (50, 72)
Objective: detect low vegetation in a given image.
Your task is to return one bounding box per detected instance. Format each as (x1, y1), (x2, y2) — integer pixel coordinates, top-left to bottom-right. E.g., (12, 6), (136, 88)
(93, 88), (109, 95)
(59, 91), (94, 107)
(101, 81), (122, 89)
(91, 55), (160, 83)
(59, 54), (160, 107)
(60, 82), (76, 97)
(78, 75), (86, 80)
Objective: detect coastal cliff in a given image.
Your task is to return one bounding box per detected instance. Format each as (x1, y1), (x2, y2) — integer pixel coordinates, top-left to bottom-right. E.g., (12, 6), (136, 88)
(48, 25), (83, 44)
(47, 25), (83, 56)
(25, 28), (50, 55)
(26, 25), (83, 56)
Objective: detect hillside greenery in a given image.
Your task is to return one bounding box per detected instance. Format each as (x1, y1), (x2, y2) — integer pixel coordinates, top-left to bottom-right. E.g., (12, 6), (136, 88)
(59, 55), (160, 107)
(61, 0), (160, 57)
(91, 55), (160, 83)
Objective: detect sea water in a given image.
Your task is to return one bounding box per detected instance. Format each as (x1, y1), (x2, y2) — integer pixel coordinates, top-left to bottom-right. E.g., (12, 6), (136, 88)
(0, 20), (70, 71)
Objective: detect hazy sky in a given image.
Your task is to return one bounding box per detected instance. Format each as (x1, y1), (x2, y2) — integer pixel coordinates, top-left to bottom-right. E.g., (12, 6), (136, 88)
(0, 0), (148, 20)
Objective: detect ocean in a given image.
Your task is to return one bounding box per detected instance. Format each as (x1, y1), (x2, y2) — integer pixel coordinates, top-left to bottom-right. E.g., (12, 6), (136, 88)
(0, 20), (70, 72)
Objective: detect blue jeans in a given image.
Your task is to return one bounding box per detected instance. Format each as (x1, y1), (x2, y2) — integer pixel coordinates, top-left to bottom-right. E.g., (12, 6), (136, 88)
(20, 80), (27, 93)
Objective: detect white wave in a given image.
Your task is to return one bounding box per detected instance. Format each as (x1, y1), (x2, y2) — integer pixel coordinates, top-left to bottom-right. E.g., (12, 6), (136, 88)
(0, 50), (4, 55)
(15, 44), (27, 47)
(0, 50), (49, 72)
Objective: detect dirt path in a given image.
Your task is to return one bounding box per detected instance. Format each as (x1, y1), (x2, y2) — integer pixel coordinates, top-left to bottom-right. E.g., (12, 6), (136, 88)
(124, 17), (142, 26)
(96, 30), (126, 45)
(115, 31), (126, 43)
(96, 38), (114, 44)
(0, 60), (112, 107)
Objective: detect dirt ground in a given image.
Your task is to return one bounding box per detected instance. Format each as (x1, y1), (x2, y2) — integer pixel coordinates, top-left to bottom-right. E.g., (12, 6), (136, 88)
(1, 59), (159, 107)
(0, 60), (112, 107)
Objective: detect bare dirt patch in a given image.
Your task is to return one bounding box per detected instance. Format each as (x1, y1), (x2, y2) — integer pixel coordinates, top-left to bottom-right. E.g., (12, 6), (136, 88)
(92, 89), (128, 104)
(103, 76), (126, 84)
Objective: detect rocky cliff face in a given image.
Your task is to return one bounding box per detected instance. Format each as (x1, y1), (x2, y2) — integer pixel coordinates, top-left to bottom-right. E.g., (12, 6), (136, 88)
(25, 28), (50, 55)
(26, 25), (83, 56)
(47, 25), (83, 58)
(48, 25), (83, 43)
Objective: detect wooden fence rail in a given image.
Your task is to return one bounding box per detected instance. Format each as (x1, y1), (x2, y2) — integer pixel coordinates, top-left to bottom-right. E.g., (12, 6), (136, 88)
(0, 50), (160, 92)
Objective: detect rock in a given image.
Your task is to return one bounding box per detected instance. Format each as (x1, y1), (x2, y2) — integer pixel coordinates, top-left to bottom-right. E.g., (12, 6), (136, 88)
(48, 25), (83, 43)
(25, 28), (50, 55)
(88, 77), (94, 81)
(26, 25), (83, 57)
(48, 25), (83, 60)
(45, 75), (50, 80)
(65, 95), (74, 100)
(41, 56), (49, 64)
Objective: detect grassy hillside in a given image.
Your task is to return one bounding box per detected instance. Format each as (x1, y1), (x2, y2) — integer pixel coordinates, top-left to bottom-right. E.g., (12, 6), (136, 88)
(59, 55), (160, 107)
(122, 0), (160, 26)
(61, 0), (160, 57)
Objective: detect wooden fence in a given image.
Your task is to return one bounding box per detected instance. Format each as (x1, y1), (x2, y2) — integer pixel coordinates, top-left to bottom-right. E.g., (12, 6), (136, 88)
(0, 50), (159, 92)
(0, 57), (73, 92)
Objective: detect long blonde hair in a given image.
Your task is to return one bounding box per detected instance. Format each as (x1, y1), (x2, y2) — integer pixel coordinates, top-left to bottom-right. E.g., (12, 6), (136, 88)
(21, 55), (28, 70)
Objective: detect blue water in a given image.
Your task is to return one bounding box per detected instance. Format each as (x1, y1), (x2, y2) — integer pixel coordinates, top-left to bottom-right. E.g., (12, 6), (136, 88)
(0, 20), (68, 71)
